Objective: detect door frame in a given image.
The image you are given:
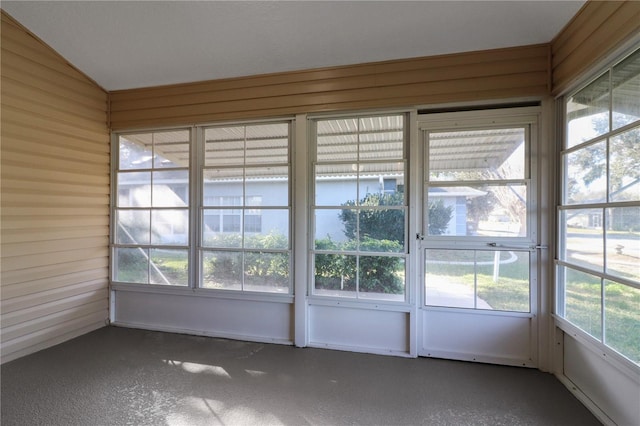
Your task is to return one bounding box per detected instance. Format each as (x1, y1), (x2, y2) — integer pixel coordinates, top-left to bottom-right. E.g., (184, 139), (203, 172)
(415, 107), (543, 367)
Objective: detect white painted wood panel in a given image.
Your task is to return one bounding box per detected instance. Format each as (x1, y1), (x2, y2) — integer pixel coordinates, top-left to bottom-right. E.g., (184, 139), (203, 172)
(563, 334), (640, 426)
(422, 309), (534, 367)
(308, 304), (410, 356)
(113, 290), (293, 344)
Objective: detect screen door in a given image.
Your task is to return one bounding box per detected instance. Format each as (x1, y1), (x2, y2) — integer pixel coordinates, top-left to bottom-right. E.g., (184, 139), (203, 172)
(417, 110), (540, 367)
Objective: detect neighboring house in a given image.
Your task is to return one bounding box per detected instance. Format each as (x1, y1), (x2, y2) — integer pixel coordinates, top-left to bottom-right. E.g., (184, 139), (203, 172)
(118, 172), (490, 244)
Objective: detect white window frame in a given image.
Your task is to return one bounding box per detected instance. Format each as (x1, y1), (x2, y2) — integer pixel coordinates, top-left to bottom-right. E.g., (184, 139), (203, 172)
(111, 127), (194, 288)
(198, 120), (293, 294)
(309, 112), (410, 303)
(110, 119), (293, 297)
(556, 45), (640, 368)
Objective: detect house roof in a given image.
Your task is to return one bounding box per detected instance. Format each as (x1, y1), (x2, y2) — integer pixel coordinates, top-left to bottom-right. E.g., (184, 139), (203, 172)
(567, 47), (640, 121)
(1, 1), (585, 91)
(122, 115), (525, 174)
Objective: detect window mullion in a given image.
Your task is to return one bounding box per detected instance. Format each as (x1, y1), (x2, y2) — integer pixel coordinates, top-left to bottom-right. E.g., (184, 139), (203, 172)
(191, 126), (201, 289)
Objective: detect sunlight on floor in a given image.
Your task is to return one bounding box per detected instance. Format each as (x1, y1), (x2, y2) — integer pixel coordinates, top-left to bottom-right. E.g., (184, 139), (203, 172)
(165, 396), (285, 426)
(163, 359), (232, 379)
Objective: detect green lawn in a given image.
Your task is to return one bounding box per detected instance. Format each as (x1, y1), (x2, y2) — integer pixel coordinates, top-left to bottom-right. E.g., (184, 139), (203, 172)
(564, 276), (640, 364)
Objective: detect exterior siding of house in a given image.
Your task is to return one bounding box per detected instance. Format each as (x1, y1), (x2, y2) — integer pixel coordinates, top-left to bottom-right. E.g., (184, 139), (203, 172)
(0, 11), (110, 363)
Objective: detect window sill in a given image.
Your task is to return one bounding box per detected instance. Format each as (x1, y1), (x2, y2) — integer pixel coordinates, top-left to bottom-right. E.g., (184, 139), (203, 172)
(307, 295), (412, 312)
(110, 282), (294, 304)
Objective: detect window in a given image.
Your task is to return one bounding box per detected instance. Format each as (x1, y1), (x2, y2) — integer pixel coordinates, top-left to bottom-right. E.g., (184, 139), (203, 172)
(558, 47), (640, 364)
(112, 121), (291, 294)
(200, 122), (291, 293)
(113, 129), (191, 286)
(311, 114), (407, 301)
(203, 196), (262, 234)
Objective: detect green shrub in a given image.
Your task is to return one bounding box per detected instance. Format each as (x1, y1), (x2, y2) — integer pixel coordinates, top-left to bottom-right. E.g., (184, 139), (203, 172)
(205, 232), (289, 287)
(314, 236), (404, 294)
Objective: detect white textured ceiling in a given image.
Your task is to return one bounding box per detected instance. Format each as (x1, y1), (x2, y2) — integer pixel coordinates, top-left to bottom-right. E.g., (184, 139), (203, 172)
(2, 1), (586, 91)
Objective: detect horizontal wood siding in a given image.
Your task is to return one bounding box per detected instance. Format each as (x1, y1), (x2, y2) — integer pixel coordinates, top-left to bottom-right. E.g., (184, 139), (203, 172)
(0, 11), (110, 363)
(551, 1), (640, 95)
(110, 44), (550, 130)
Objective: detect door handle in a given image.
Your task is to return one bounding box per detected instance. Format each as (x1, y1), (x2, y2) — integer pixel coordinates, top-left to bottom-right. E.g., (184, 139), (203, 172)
(487, 242), (548, 251)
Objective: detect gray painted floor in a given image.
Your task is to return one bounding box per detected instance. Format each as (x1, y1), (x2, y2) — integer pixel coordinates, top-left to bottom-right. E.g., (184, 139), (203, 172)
(1, 326), (601, 426)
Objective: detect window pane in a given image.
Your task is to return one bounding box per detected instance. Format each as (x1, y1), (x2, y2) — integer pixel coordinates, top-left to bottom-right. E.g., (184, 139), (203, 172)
(564, 267), (602, 339)
(609, 127), (640, 202)
(566, 72), (610, 148)
(202, 210), (242, 248)
(427, 185), (526, 237)
(116, 210), (150, 245)
(202, 209), (221, 232)
(358, 115), (404, 161)
(204, 126), (245, 166)
(612, 48), (640, 129)
(606, 206), (640, 283)
(152, 170), (189, 207)
(564, 140), (606, 205)
(151, 210), (188, 245)
(152, 130), (190, 168)
(244, 213), (262, 234)
(605, 280), (640, 364)
(425, 249), (476, 309)
(243, 251), (290, 293)
(358, 209), (404, 253)
(315, 209), (349, 249)
(245, 123), (289, 165)
(202, 251), (242, 290)
(245, 209), (289, 249)
(359, 256), (405, 300)
(315, 206), (406, 253)
(114, 247), (148, 283)
(149, 249), (188, 286)
(119, 134), (152, 170)
(359, 162), (405, 197)
(429, 128), (525, 181)
(222, 214), (241, 233)
(316, 118), (358, 162)
(245, 166), (288, 206)
(426, 249), (529, 312)
(314, 254), (356, 298)
(117, 172), (151, 207)
(203, 169), (243, 204)
(316, 163), (405, 207)
(561, 209), (604, 272)
(475, 251), (530, 312)
(315, 164), (358, 206)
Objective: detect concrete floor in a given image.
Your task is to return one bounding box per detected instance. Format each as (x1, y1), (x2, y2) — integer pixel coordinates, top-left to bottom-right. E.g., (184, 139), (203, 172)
(1, 326), (601, 426)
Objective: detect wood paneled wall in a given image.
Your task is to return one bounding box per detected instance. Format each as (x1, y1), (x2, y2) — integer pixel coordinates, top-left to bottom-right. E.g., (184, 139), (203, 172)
(551, 1), (640, 95)
(1, 11), (110, 363)
(110, 44), (550, 130)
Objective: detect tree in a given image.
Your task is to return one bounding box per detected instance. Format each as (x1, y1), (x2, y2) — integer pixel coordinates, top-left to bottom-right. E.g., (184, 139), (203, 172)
(339, 192), (405, 244)
(569, 117), (639, 200)
(466, 191), (499, 235)
(339, 191), (455, 241)
(428, 200), (454, 236)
